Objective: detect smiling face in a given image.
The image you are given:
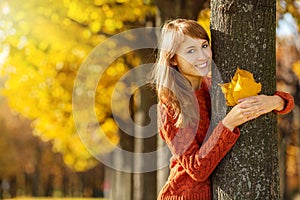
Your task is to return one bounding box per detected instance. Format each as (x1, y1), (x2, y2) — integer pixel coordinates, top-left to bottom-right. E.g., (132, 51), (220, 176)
(173, 36), (212, 80)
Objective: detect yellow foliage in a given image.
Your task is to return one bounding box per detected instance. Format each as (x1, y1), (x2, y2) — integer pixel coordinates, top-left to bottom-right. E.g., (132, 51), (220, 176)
(286, 145), (298, 176)
(197, 8), (211, 40)
(219, 68), (262, 106)
(100, 118), (120, 146)
(0, 0), (156, 171)
(292, 60), (300, 80)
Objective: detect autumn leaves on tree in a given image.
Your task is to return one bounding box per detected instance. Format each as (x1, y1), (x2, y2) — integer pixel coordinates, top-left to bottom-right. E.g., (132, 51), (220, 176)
(0, 0), (155, 171)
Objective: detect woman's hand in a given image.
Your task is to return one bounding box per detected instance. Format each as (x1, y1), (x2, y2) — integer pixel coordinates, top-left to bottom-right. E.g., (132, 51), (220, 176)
(222, 95), (285, 131)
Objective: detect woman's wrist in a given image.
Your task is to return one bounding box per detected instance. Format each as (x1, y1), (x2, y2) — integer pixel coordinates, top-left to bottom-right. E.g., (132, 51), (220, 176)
(222, 118), (235, 132)
(273, 95), (285, 111)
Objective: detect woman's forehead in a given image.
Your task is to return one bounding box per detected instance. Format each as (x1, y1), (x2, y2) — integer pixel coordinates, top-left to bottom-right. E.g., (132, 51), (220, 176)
(182, 36), (207, 45)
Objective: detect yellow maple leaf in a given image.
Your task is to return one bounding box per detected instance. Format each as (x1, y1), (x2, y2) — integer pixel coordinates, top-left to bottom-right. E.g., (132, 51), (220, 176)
(219, 68), (262, 106)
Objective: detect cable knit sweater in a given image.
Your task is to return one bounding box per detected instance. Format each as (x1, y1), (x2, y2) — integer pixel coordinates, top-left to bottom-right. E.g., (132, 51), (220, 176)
(157, 78), (295, 200)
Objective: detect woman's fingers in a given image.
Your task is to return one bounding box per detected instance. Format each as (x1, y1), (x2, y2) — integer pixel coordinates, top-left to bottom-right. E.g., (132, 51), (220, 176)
(237, 96), (269, 115)
(239, 95), (276, 114)
(235, 102), (265, 122)
(224, 95), (279, 130)
(238, 96), (259, 103)
(237, 101), (262, 112)
(242, 109), (264, 120)
(238, 97), (260, 106)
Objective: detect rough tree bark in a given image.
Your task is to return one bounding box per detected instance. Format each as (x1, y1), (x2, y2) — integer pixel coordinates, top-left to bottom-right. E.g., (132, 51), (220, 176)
(210, 0), (278, 199)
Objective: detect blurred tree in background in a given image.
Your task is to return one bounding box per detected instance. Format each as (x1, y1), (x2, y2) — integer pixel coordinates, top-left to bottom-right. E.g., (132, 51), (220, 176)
(277, 0), (300, 199)
(0, 98), (105, 198)
(0, 0), (155, 172)
(0, 0), (156, 197)
(0, 0), (299, 199)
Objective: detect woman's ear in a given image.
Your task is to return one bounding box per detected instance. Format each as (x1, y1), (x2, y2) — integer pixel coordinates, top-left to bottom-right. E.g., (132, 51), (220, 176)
(170, 58), (177, 66)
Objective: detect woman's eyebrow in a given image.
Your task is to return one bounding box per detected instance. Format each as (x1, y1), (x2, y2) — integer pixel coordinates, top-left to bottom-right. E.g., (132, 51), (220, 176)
(186, 45), (196, 49)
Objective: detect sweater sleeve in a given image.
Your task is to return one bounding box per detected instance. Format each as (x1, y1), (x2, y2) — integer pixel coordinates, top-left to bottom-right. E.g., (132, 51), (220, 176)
(273, 91), (295, 114)
(159, 102), (240, 182)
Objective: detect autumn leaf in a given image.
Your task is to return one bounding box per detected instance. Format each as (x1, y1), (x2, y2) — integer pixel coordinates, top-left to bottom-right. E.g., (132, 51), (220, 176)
(219, 68), (262, 106)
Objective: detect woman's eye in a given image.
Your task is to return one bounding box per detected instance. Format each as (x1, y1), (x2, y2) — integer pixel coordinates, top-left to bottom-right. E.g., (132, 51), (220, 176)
(202, 44), (208, 48)
(187, 49), (195, 53)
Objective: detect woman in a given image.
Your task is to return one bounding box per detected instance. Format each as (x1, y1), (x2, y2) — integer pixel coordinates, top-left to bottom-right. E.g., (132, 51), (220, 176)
(150, 19), (294, 200)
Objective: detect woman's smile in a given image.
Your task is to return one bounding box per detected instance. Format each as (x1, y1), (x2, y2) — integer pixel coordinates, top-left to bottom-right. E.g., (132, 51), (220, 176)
(195, 62), (208, 69)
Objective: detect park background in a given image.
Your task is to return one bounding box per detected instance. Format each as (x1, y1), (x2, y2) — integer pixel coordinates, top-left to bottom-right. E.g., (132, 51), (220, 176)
(0, 0), (299, 199)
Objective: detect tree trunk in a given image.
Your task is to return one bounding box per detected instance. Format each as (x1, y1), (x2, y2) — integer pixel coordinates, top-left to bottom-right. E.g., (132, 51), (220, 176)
(0, 179), (3, 199)
(9, 176), (17, 198)
(62, 167), (70, 197)
(133, 83), (157, 200)
(280, 135), (288, 200)
(44, 174), (54, 197)
(210, 0), (278, 199)
(92, 164), (105, 197)
(153, 0), (208, 21)
(109, 129), (134, 200)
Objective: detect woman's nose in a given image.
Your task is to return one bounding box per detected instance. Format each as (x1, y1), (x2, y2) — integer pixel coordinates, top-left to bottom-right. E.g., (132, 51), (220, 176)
(197, 49), (206, 60)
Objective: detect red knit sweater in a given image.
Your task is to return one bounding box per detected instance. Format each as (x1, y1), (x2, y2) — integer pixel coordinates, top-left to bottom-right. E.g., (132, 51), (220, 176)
(157, 78), (295, 200)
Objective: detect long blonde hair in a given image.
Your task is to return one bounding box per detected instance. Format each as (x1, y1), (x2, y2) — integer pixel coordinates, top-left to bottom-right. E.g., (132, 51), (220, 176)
(150, 19), (210, 128)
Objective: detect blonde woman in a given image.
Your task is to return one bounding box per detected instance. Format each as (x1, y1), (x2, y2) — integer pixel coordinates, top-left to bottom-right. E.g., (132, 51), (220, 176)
(150, 19), (294, 200)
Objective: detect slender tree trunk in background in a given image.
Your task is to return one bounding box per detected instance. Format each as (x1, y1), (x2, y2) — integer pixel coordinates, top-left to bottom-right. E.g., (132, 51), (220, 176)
(132, 14), (158, 200)
(92, 164), (105, 197)
(211, 0), (279, 199)
(62, 167), (70, 197)
(133, 82), (157, 200)
(109, 129), (134, 200)
(9, 176), (17, 198)
(0, 179), (3, 199)
(26, 170), (39, 197)
(153, 0), (209, 21)
(44, 174), (54, 196)
(280, 136), (288, 200)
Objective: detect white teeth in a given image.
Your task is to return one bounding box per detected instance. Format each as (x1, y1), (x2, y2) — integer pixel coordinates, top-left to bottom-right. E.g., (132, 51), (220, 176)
(196, 63), (206, 68)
